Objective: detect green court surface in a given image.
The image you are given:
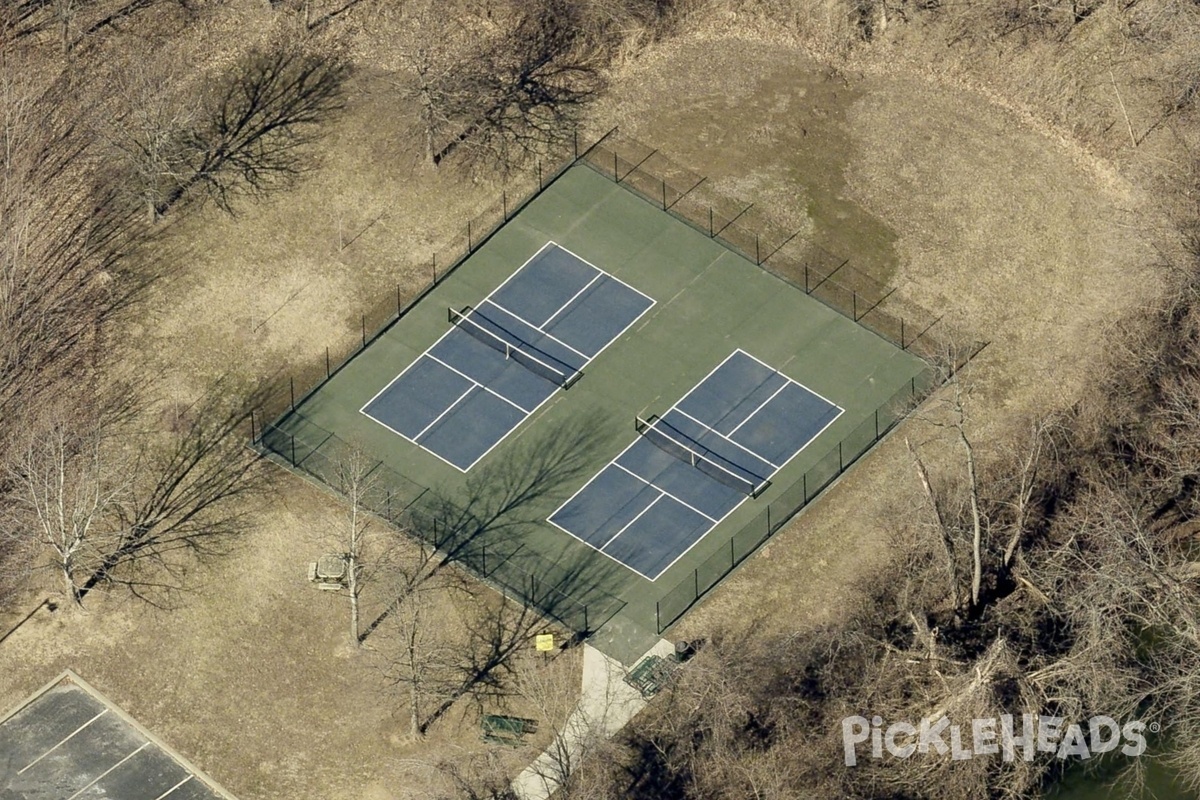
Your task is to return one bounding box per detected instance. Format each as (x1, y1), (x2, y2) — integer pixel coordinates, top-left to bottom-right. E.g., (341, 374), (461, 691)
(266, 163), (931, 663)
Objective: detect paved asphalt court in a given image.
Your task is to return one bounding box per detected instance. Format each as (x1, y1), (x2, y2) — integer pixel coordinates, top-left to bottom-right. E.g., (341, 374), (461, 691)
(549, 349), (845, 581)
(362, 242), (655, 471)
(0, 674), (228, 800)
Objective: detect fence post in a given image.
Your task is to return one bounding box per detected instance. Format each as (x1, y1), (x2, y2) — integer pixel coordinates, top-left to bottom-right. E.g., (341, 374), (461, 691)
(467, 219), (473, 252)
(875, 409), (879, 440)
(661, 179), (667, 210)
(537, 159), (543, 190)
(573, 129), (578, 160)
(289, 376), (295, 410)
(583, 605), (589, 635)
(502, 191), (507, 221)
(839, 441), (843, 472)
(656, 601), (661, 633)
(361, 315), (366, 348)
(290, 432), (296, 465)
(853, 291), (858, 320)
(708, 207), (714, 237)
(901, 318), (906, 349)
(755, 234), (760, 264)
(250, 410), (256, 443)
(613, 149), (618, 181)
(325, 347), (330, 378)
(694, 568), (699, 598)
(803, 472), (808, 503)
(396, 284), (402, 316)
(804, 264), (810, 292)
(767, 504), (771, 532)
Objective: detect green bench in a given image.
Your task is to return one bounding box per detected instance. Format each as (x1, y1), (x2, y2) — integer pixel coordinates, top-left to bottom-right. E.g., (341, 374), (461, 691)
(481, 714), (539, 746)
(624, 654), (678, 698)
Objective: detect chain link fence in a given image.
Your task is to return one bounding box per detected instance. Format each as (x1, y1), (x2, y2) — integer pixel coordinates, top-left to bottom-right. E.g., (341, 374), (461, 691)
(251, 124), (984, 639)
(654, 369), (942, 632)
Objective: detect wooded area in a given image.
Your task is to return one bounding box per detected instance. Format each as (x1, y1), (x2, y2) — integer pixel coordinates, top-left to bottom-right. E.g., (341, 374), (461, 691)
(2, 0), (1199, 797)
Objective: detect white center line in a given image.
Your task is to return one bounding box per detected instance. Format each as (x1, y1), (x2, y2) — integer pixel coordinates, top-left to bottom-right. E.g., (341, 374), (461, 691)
(612, 462), (719, 523)
(538, 271), (603, 330)
(20, 709), (108, 774)
(425, 353), (534, 414)
(670, 408), (780, 471)
(600, 494), (663, 550)
(414, 385), (476, 441)
(728, 381), (791, 436)
(480, 300), (590, 362)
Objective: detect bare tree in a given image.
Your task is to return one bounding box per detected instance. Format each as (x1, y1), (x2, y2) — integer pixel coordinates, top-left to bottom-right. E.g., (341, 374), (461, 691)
(1, 414), (128, 603)
(152, 37), (350, 215)
(406, 0), (605, 172)
(2, 379), (270, 605)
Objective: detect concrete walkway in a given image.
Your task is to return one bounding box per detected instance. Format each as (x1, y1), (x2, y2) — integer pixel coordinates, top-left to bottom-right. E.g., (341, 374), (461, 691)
(510, 639), (675, 800)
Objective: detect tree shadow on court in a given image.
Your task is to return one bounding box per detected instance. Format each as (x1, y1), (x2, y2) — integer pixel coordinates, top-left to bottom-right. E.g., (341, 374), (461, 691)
(361, 411), (630, 643)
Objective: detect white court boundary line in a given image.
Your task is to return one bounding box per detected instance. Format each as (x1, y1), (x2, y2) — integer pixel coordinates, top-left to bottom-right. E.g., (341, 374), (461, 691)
(547, 348), (846, 582)
(359, 241), (655, 472)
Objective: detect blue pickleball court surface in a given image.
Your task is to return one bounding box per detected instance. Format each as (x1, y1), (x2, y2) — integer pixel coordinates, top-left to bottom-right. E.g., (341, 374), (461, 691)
(361, 242), (654, 471)
(548, 349), (844, 580)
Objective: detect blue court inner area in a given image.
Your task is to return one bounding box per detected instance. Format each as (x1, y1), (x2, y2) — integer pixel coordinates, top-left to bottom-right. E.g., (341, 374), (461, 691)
(548, 350), (844, 580)
(361, 243), (654, 471)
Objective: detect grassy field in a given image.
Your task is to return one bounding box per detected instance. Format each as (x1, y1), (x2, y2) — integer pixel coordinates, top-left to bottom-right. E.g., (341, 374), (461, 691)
(0, 29), (1159, 800)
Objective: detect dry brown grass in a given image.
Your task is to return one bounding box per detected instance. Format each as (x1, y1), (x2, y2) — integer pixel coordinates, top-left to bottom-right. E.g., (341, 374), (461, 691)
(595, 33), (1159, 639)
(0, 15), (1168, 800)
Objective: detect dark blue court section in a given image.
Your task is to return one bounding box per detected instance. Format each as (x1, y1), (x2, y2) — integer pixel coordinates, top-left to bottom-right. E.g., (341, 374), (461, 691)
(549, 350), (844, 580)
(362, 243), (654, 472)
